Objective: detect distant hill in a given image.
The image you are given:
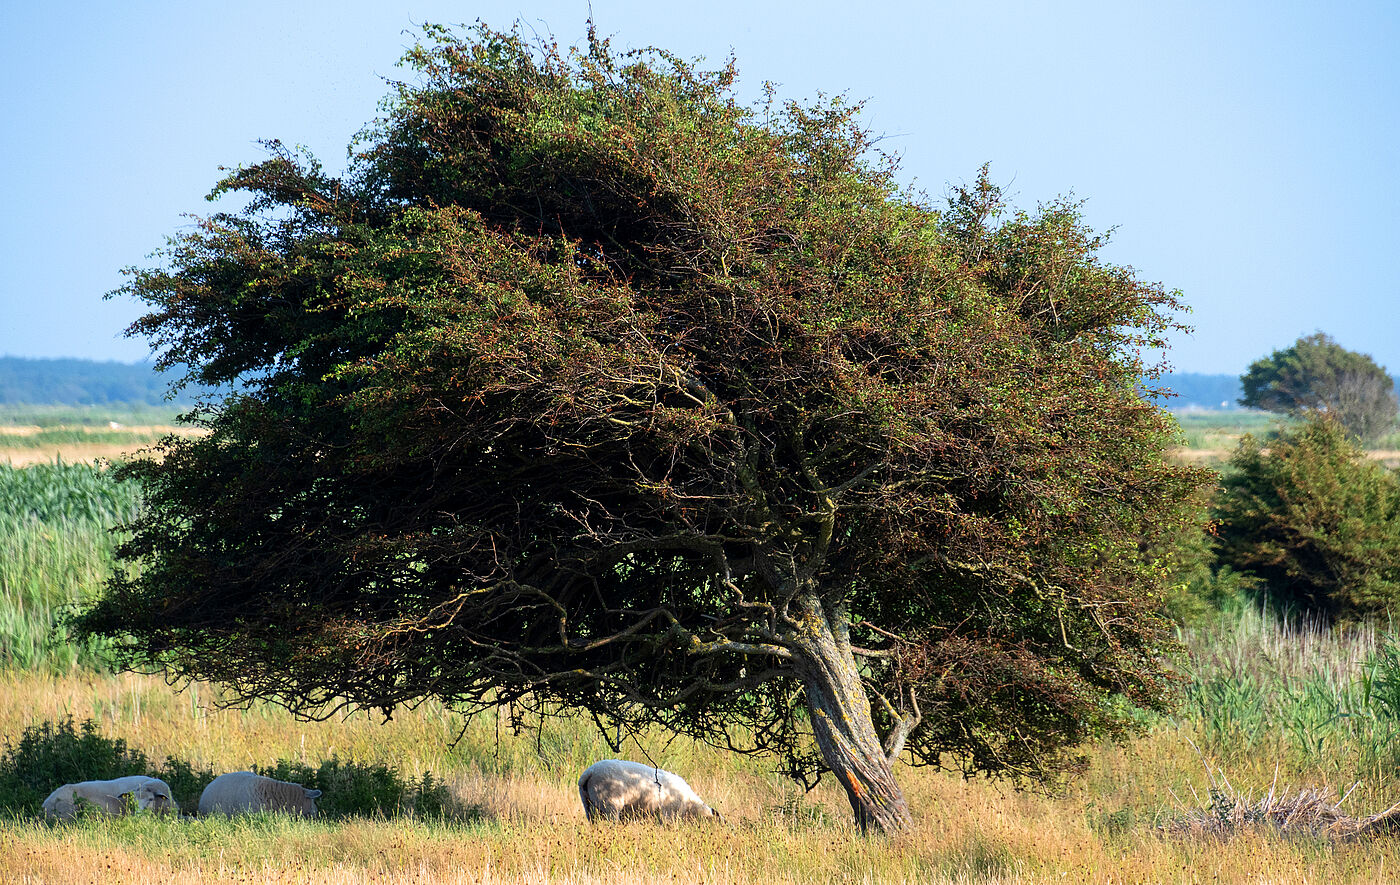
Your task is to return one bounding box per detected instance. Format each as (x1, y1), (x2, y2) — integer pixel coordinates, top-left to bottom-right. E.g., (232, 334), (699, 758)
(4, 357), (1244, 412)
(0, 357), (204, 406)
(1153, 373), (1242, 411)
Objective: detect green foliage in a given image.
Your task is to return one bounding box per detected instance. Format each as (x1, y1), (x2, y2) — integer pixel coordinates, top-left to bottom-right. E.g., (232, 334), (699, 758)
(256, 757), (464, 820)
(0, 463), (138, 670)
(1152, 515), (1259, 627)
(0, 718), (463, 819)
(1214, 416), (1400, 617)
(74, 20), (1206, 827)
(0, 717), (218, 812)
(153, 756), (219, 812)
(0, 718), (153, 815)
(1239, 333), (1399, 442)
(1141, 461), (1264, 626)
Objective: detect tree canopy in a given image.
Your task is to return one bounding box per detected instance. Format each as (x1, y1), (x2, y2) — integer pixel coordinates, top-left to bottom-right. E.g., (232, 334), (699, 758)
(1239, 333), (1398, 442)
(1215, 416), (1400, 618)
(73, 22), (1205, 833)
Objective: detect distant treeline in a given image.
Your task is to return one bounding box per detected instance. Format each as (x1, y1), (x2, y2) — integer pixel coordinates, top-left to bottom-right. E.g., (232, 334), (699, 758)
(1154, 372), (1243, 410)
(5, 356), (1244, 411)
(0, 357), (204, 407)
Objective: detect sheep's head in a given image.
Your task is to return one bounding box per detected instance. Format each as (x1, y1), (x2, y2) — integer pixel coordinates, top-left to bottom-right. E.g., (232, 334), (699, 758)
(117, 786), (158, 814)
(298, 786), (323, 818)
(268, 778), (323, 817)
(146, 785), (177, 815)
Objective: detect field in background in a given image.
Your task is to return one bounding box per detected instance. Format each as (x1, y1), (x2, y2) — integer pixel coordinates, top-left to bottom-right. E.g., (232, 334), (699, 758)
(3, 411), (1400, 882)
(0, 404), (204, 467)
(1168, 409), (1400, 468)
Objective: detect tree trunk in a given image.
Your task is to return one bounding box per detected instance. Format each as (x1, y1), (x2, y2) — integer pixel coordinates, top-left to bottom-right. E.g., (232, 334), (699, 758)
(791, 595), (913, 834)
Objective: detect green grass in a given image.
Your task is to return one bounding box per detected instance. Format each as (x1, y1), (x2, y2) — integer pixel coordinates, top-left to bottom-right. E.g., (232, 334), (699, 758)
(0, 462), (139, 670)
(1170, 409), (1293, 450)
(0, 428), (176, 449)
(0, 403), (188, 428)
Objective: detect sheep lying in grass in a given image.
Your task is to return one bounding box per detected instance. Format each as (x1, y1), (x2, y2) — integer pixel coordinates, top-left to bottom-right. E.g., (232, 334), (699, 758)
(578, 759), (719, 821)
(42, 775), (178, 820)
(197, 771), (322, 817)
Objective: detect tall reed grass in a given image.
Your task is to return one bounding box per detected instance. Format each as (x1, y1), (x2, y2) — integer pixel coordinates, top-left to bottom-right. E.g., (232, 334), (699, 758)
(1180, 600), (1400, 810)
(0, 461), (138, 670)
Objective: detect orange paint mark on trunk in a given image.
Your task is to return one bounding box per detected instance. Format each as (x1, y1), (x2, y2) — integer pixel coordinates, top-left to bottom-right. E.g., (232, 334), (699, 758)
(845, 770), (864, 797)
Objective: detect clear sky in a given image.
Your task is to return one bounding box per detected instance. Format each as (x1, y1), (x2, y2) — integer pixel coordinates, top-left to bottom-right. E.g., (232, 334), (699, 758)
(3, 1), (1397, 376)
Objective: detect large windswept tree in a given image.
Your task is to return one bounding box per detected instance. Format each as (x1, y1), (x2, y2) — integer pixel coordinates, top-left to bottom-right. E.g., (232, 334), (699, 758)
(75, 23), (1205, 833)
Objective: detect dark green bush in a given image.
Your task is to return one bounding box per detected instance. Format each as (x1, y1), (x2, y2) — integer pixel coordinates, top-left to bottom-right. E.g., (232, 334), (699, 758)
(256, 756), (464, 819)
(1214, 415), (1400, 618)
(0, 718), (153, 814)
(155, 755), (219, 811)
(0, 717), (467, 820)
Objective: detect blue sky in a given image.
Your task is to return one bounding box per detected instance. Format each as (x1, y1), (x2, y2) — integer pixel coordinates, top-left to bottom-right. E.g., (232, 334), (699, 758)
(3, 1), (1397, 376)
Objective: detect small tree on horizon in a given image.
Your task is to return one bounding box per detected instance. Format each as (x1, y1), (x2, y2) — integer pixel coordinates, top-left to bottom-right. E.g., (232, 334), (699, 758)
(1239, 333), (1398, 442)
(71, 22), (1205, 834)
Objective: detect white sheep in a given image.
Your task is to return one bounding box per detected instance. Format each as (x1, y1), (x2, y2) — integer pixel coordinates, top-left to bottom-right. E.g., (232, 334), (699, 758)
(197, 771), (322, 817)
(42, 775), (178, 820)
(577, 759), (719, 821)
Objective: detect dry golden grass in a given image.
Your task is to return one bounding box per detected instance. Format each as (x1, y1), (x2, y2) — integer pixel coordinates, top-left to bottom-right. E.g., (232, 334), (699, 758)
(3, 670), (1400, 884)
(1168, 446), (1400, 470)
(0, 425), (205, 466)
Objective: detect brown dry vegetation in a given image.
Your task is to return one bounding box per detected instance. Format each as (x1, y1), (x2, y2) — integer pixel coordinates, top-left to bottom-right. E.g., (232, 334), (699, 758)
(1168, 445), (1400, 470)
(0, 426), (205, 467)
(2, 670), (1399, 884)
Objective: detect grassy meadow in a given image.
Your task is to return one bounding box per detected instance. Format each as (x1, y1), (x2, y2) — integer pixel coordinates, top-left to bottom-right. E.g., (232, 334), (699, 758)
(3, 411), (1400, 883)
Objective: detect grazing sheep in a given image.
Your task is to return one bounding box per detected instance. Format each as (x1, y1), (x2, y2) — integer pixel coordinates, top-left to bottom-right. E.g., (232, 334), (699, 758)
(578, 759), (719, 821)
(197, 771), (322, 817)
(42, 775), (178, 820)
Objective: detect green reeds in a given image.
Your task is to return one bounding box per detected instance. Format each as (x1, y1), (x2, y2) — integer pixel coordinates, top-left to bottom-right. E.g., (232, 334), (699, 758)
(0, 462), (139, 671)
(1183, 602), (1400, 780)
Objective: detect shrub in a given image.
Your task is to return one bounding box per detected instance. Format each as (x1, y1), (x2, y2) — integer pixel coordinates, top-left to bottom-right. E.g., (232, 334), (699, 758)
(155, 755), (219, 811)
(0, 718), (153, 815)
(0, 717), (465, 819)
(255, 756), (463, 819)
(1213, 415), (1400, 618)
(1141, 485), (1259, 626)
